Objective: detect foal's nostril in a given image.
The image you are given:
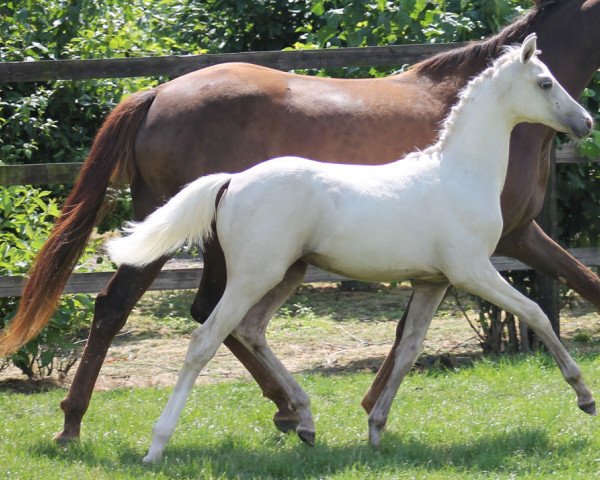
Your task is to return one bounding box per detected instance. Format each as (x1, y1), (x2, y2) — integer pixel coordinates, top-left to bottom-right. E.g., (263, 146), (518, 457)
(585, 117), (593, 132)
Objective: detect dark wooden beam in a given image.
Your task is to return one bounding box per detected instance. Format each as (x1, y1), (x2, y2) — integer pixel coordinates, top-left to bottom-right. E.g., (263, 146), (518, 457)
(0, 43), (464, 82)
(2, 249), (598, 297)
(1, 148), (598, 187)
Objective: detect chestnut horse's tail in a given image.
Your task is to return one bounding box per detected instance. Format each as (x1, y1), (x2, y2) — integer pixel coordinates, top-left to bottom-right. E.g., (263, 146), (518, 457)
(0, 89), (157, 356)
(107, 173), (232, 268)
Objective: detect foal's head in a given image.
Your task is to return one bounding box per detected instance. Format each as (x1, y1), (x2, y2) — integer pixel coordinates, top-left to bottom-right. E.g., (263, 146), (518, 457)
(497, 33), (593, 138)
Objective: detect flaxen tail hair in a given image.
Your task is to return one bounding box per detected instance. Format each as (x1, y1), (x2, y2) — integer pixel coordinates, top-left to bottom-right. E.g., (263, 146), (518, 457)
(107, 173), (232, 267)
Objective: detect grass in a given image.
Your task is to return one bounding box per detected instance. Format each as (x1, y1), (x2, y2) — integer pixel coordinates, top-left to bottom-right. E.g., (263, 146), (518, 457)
(2, 354), (599, 479)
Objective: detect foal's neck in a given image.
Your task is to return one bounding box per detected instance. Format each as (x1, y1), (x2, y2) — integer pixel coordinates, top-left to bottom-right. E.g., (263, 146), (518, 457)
(434, 75), (516, 196)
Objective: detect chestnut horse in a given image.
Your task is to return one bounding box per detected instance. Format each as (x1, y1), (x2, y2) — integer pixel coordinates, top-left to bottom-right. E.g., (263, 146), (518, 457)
(1, 0), (599, 441)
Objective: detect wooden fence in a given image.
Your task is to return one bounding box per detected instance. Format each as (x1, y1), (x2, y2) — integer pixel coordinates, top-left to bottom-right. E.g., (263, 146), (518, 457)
(1, 44), (599, 325)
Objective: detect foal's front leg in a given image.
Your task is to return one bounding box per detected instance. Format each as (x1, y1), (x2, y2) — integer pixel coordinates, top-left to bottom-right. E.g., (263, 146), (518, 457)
(496, 221), (600, 311)
(451, 261), (596, 414)
(368, 281), (449, 447)
(361, 292), (413, 414)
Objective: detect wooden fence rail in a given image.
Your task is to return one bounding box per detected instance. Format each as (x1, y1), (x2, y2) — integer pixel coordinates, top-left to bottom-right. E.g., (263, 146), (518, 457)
(1, 43), (599, 305)
(0, 43), (462, 82)
(1, 248), (598, 298)
(1, 146), (598, 187)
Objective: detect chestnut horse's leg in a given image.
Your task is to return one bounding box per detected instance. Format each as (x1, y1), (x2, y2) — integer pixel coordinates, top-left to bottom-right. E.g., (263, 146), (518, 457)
(55, 177), (169, 442)
(55, 259), (167, 442)
(368, 281), (448, 447)
(191, 236), (300, 433)
(496, 221), (600, 311)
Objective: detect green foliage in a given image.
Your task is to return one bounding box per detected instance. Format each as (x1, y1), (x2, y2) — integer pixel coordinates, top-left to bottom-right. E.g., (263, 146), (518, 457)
(172, 0), (316, 53)
(0, 185), (93, 378)
(557, 70), (600, 248)
(299, 0), (528, 49)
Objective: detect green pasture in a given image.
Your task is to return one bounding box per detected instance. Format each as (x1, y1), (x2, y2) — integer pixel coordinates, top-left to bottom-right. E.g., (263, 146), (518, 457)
(2, 355), (599, 479)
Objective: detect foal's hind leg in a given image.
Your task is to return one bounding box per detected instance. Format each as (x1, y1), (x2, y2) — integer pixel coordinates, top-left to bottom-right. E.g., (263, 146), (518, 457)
(450, 261), (595, 414)
(190, 236), (300, 433)
(368, 281), (449, 447)
(232, 261), (315, 445)
(144, 268), (291, 463)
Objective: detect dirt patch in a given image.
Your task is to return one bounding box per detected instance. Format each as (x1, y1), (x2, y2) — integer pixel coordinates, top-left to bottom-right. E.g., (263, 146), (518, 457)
(1, 283), (598, 392)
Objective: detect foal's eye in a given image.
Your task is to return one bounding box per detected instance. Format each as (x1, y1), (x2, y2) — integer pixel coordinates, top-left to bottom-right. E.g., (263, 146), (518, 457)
(539, 78), (553, 89)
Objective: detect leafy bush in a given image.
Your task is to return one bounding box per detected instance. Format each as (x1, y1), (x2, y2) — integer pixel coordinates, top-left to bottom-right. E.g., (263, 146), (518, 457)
(0, 186), (94, 378)
(291, 0), (531, 77)
(557, 70), (600, 248)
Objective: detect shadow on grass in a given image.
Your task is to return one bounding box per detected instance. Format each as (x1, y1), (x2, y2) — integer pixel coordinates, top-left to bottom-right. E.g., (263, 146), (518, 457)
(304, 351), (483, 377)
(29, 427), (589, 478)
(0, 377), (64, 394)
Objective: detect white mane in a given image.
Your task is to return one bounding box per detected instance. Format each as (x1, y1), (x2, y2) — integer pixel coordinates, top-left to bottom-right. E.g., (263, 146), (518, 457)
(431, 44), (533, 152)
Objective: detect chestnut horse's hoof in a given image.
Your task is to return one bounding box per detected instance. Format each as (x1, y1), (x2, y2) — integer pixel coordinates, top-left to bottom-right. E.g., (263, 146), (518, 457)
(297, 427), (315, 447)
(578, 400), (597, 416)
(53, 431), (80, 444)
(273, 410), (299, 434)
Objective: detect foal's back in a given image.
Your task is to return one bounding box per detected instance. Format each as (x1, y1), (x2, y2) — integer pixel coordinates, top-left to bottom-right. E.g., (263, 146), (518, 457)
(216, 155), (451, 282)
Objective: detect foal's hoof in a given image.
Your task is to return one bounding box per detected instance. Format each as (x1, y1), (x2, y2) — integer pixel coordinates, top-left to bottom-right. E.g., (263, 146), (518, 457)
(273, 411), (300, 434)
(578, 400), (597, 416)
(297, 428), (315, 447)
(142, 453), (161, 464)
(53, 431), (80, 445)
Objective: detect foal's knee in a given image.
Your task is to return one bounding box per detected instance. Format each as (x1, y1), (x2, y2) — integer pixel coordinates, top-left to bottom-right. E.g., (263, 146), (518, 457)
(184, 326), (221, 365)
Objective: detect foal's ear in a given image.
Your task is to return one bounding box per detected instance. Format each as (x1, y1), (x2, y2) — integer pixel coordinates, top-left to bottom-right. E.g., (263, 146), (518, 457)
(520, 33), (537, 64)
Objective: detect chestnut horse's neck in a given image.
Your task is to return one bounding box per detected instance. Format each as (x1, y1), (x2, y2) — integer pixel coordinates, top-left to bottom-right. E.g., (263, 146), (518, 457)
(412, 0), (600, 98)
(535, 0), (600, 95)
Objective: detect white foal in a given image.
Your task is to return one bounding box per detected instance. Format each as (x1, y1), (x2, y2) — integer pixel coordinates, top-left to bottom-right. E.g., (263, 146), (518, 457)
(108, 34), (594, 462)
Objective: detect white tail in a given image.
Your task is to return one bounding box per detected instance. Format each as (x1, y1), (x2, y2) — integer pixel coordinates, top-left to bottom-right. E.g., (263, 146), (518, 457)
(107, 173), (232, 267)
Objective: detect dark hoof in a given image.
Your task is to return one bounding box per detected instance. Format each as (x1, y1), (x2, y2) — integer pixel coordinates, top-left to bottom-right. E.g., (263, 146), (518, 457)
(53, 431), (80, 445)
(297, 428), (315, 447)
(578, 400), (597, 416)
(273, 411), (299, 434)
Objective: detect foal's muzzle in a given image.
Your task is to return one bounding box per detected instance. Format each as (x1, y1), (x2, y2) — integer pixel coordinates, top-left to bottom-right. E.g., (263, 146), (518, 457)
(569, 114), (594, 139)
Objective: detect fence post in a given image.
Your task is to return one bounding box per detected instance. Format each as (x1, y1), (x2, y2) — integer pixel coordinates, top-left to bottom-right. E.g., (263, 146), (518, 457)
(534, 142), (560, 336)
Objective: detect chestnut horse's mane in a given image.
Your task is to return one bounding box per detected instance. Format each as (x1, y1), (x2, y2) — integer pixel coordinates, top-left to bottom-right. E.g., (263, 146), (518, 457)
(413, 0), (557, 75)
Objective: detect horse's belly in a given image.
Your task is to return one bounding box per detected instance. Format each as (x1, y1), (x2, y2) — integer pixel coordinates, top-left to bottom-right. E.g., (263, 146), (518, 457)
(303, 251), (442, 283)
